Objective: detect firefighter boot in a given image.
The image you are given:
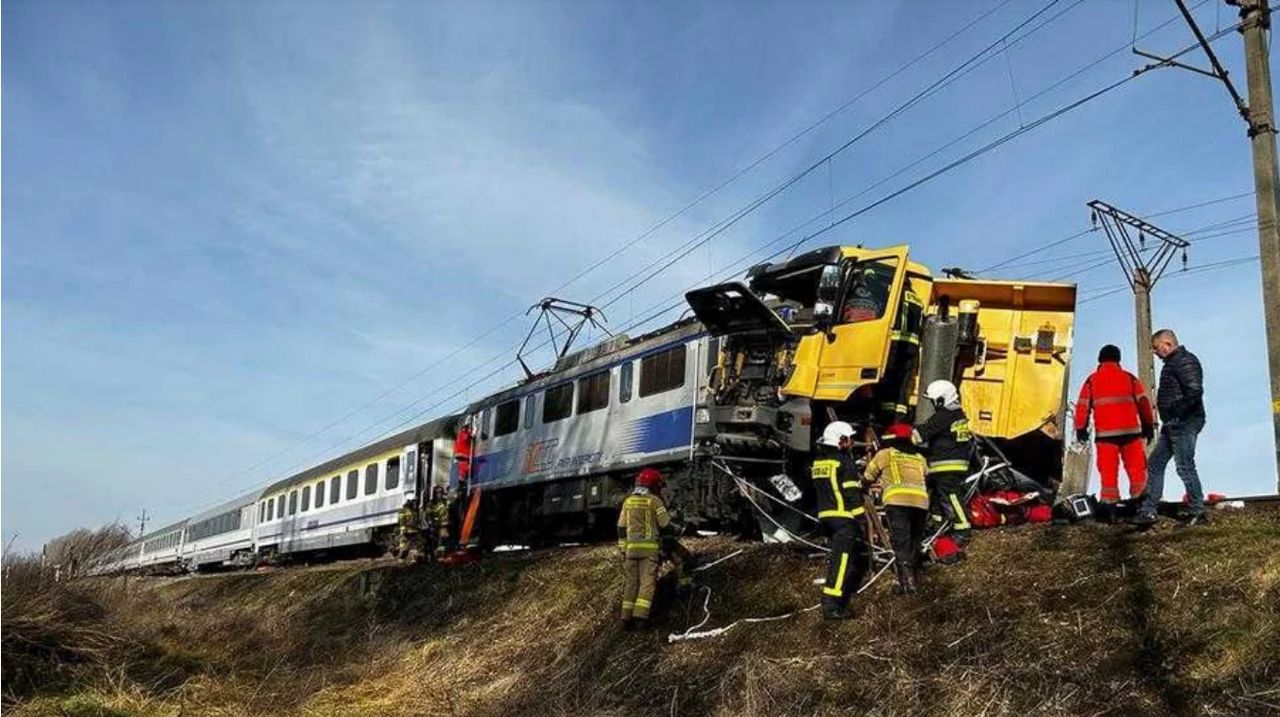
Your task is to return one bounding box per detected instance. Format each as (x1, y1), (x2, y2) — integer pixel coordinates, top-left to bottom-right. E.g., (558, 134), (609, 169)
(822, 596), (852, 620)
(894, 565), (912, 595)
(904, 569), (918, 595)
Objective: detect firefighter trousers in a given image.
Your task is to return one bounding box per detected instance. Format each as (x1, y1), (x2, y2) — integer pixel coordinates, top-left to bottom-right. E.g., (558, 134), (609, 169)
(1095, 437), (1147, 502)
(821, 518), (869, 607)
(877, 340), (920, 420)
(621, 554), (659, 620)
(928, 472), (972, 542)
(885, 505), (927, 570)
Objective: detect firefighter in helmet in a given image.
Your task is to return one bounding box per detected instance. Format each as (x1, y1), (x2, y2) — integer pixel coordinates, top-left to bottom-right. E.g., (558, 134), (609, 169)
(396, 498), (423, 562)
(617, 467), (670, 630)
(812, 420), (870, 619)
(425, 485), (451, 558)
(916, 379), (975, 562)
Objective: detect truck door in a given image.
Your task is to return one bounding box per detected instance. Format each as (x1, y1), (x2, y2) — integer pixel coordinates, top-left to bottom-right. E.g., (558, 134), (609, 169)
(811, 246), (910, 402)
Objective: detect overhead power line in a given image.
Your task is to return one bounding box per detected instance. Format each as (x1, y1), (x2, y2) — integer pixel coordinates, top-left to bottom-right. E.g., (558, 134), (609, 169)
(1078, 254), (1262, 304)
(978, 189), (1252, 273)
(260, 2), (1230, 493)
(588, 0), (1079, 311)
(175, 2), (1232, 523)
(194, 0), (1045, 500)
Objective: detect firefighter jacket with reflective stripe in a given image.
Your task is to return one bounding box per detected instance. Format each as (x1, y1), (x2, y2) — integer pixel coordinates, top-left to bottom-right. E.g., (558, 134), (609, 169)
(890, 287), (924, 344)
(616, 489), (670, 557)
(397, 506), (419, 534)
(811, 447), (866, 520)
(865, 447), (929, 510)
(1073, 362), (1155, 439)
(428, 499), (449, 528)
(917, 406), (974, 474)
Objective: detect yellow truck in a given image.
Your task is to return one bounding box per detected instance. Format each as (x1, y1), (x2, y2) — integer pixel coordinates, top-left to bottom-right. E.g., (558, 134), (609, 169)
(685, 244), (1077, 488)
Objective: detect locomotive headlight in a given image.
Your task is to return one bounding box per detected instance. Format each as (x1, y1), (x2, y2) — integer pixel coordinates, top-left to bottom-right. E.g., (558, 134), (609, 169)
(695, 407), (711, 424)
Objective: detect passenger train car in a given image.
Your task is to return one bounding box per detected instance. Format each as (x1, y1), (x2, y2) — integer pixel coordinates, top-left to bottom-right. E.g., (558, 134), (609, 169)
(253, 416), (455, 558)
(98, 417), (458, 574)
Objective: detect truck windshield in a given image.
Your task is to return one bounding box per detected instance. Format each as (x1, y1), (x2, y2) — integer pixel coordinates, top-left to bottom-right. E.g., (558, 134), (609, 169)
(839, 260), (897, 324)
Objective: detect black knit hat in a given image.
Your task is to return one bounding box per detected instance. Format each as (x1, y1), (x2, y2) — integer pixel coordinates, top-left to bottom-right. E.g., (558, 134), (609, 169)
(1098, 344), (1122, 363)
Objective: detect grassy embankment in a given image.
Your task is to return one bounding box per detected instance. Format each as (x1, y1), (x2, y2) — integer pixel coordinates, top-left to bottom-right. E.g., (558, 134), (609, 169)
(4, 508), (1278, 716)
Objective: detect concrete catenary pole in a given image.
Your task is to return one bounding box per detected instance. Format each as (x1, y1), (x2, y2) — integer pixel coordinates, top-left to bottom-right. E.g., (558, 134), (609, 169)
(1133, 268), (1156, 396)
(1235, 0), (1280, 490)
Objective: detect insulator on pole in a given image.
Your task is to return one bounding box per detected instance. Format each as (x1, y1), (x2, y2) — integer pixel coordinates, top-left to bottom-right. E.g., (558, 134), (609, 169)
(1182, 249), (1188, 270)
(1091, 210), (1098, 227)
(1139, 231), (1146, 247)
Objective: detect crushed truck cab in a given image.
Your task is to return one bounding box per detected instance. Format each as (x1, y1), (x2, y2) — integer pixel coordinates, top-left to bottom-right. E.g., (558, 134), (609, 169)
(686, 244), (1076, 485)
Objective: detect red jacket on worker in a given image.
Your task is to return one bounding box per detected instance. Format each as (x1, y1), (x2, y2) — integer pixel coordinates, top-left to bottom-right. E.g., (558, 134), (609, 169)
(1073, 362), (1155, 439)
(453, 424), (474, 481)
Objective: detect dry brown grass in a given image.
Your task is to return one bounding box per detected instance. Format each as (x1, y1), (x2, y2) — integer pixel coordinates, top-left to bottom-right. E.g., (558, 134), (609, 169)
(3, 508), (1278, 717)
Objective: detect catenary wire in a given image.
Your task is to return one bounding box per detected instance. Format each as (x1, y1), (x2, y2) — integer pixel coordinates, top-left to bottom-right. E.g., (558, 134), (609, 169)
(172, 4), (1234, 523)
(193, 0), (1050, 500)
(245, 8), (1236, 494)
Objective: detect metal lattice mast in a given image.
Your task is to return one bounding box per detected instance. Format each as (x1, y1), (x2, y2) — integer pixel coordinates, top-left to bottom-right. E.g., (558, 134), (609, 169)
(1087, 200), (1191, 396)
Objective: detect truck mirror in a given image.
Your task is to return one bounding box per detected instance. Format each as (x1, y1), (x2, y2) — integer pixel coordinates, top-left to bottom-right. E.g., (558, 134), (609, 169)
(814, 302), (837, 341)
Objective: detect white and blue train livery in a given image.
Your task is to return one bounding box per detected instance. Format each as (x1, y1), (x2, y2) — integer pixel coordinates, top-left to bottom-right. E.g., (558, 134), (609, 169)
(463, 320), (730, 542)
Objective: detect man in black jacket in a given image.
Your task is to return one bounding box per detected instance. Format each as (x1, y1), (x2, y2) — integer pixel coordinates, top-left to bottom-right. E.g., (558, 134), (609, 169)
(1135, 329), (1208, 526)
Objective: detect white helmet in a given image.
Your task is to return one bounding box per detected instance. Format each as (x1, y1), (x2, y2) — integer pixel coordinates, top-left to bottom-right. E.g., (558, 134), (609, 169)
(925, 380), (961, 410)
(820, 421), (855, 447)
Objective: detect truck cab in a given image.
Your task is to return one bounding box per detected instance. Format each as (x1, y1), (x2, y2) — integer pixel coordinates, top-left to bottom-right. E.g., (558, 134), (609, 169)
(686, 244), (1076, 486)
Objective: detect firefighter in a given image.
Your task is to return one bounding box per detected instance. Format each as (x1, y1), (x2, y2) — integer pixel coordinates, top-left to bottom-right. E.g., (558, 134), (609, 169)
(395, 498), (422, 562)
(425, 485), (451, 557)
(877, 282), (924, 422)
(617, 467), (670, 630)
(916, 380), (974, 559)
(812, 420), (870, 619)
(864, 422), (929, 594)
(1074, 344), (1155, 511)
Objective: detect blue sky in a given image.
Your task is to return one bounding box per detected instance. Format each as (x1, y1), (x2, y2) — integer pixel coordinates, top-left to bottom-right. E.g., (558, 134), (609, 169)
(4, 0), (1275, 550)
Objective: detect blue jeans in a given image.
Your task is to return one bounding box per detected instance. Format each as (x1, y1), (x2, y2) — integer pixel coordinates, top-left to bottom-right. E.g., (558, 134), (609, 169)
(1140, 416), (1206, 517)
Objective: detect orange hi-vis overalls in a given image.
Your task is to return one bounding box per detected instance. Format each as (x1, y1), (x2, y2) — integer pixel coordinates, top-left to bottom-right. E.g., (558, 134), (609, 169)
(1074, 362), (1155, 502)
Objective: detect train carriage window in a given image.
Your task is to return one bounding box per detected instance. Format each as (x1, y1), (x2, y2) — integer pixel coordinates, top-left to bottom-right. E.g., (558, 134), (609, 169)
(288, 491), (298, 515)
(315, 481), (325, 508)
(576, 371), (610, 414)
(639, 345), (687, 397)
(406, 451), (417, 484)
(479, 407), (491, 440)
(385, 457), (401, 490)
(347, 470), (359, 500)
(259, 501), (266, 522)
(330, 476), (341, 504)
(619, 361), (633, 403)
(542, 383), (574, 423)
(301, 486), (311, 512)
(523, 395), (537, 429)
(364, 464), (378, 495)
(277, 496), (284, 520)
(494, 400), (520, 436)
(706, 338), (722, 376)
